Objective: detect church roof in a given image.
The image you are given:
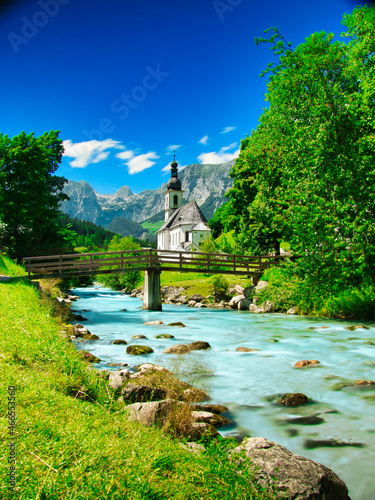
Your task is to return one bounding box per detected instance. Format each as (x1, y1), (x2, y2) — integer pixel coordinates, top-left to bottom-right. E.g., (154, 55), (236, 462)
(158, 200), (210, 232)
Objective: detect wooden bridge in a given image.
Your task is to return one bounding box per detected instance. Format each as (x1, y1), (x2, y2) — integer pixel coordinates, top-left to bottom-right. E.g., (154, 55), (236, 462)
(23, 249), (285, 311)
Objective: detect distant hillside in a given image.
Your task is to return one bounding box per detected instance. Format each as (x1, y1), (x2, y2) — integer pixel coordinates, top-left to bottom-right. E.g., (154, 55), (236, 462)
(107, 217), (156, 242)
(60, 160), (234, 229)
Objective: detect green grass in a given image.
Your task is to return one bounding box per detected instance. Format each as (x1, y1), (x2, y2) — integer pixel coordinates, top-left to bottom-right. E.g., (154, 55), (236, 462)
(141, 220), (164, 234)
(0, 260), (272, 500)
(0, 254), (27, 276)
(160, 271), (252, 297)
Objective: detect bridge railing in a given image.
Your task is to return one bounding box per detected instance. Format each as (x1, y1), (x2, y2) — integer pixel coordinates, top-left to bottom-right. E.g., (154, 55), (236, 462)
(23, 248), (288, 278)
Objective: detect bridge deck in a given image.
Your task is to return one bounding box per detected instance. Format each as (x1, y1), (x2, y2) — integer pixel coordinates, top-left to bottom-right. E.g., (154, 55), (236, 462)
(23, 248), (286, 280)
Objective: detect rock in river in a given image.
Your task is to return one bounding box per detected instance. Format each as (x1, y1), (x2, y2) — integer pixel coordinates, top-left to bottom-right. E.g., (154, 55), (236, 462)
(126, 345), (154, 355)
(276, 393), (309, 406)
(294, 360), (320, 368)
(111, 339), (127, 345)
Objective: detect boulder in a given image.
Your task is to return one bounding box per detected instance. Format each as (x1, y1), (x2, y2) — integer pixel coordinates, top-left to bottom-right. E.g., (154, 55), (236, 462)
(155, 334), (175, 339)
(82, 334), (100, 340)
(257, 301), (274, 313)
(294, 360), (320, 368)
(167, 322), (186, 327)
(108, 369), (130, 391)
(255, 281), (269, 294)
(186, 422), (219, 441)
(243, 286), (253, 299)
(236, 347), (260, 352)
(228, 295), (245, 309)
(143, 320), (163, 325)
(231, 437), (350, 500)
(182, 388), (210, 403)
(126, 345), (154, 355)
(229, 285), (244, 295)
(276, 393), (309, 407)
(73, 314), (88, 321)
(136, 363), (168, 374)
(120, 384), (167, 403)
(355, 380), (375, 386)
(190, 403), (229, 414)
(188, 341), (211, 351)
(163, 344), (190, 354)
(287, 306), (298, 315)
(188, 300), (196, 307)
(132, 335), (147, 339)
(249, 304), (260, 313)
(346, 324), (369, 331)
(111, 339), (127, 345)
(79, 350), (101, 363)
(189, 294), (205, 302)
(191, 411), (230, 428)
(238, 299), (251, 310)
(125, 399), (174, 426)
(194, 302), (207, 308)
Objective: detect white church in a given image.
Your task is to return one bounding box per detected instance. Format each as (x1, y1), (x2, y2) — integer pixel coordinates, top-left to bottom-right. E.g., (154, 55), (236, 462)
(157, 156), (212, 251)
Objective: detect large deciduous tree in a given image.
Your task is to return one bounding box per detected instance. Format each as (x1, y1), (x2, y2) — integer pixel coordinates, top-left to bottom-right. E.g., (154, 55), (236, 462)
(0, 130), (69, 259)
(227, 5), (375, 286)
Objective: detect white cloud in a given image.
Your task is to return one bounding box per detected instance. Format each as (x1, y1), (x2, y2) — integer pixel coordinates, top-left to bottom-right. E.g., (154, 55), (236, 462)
(116, 150), (135, 160)
(221, 126), (236, 134)
(166, 144), (181, 152)
(162, 163), (172, 173)
(199, 135), (209, 145)
(63, 139), (122, 168)
(221, 142), (238, 152)
(123, 152), (159, 175)
(197, 147), (240, 164)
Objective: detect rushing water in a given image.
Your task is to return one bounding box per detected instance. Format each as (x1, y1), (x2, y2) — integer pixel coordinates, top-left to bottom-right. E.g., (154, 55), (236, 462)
(71, 286), (375, 500)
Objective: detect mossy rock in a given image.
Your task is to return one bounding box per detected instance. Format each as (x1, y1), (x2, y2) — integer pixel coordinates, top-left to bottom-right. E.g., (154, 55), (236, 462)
(82, 334), (100, 340)
(126, 345), (154, 355)
(276, 393), (308, 406)
(132, 335), (147, 339)
(80, 350), (101, 363)
(111, 339), (128, 345)
(168, 322), (186, 327)
(155, 334), (175, 339)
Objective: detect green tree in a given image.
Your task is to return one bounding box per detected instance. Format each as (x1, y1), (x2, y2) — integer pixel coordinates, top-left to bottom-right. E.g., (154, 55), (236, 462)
(0, 131), (69, 259)
(228, 5), (375, 286)
(97, 235), (142, 291)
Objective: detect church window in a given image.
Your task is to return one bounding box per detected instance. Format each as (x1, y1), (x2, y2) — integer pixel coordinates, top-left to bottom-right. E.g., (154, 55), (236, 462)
(185, 231), (189, 242)
(173, 194), (178, 207)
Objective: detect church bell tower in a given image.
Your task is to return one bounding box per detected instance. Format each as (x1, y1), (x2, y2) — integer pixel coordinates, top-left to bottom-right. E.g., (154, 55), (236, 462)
(164, 154), (183, 221)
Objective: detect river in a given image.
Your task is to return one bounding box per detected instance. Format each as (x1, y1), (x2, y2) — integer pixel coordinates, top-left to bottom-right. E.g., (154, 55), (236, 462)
(71, 285), (375, 500)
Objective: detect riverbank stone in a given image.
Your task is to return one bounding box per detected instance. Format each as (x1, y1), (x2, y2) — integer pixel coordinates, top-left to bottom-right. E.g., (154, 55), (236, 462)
(276, 393), (309, 406)
(126, 345), (154, 355)
(294, 360), (320, 368)
(120, 383), (167, 403)
(80, 350), (101, 363)
(231, 437), (350, 500)
(108, 369), (130, 392)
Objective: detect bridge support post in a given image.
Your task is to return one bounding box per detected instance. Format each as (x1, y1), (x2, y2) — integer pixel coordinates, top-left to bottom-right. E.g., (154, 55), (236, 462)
(143, 269), (162, 311)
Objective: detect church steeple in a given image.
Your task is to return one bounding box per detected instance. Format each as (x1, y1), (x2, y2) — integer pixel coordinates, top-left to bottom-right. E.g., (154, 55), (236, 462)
(164, 153), (183, 221)
(167, 152), (182, 191)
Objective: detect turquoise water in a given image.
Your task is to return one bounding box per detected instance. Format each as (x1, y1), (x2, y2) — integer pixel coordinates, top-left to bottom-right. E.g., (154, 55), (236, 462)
(72, 286), (375, 500)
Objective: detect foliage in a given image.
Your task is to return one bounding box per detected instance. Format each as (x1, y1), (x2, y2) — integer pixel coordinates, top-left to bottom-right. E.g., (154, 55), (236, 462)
(199, 235), (217, 253)
(258, 261), (375, 320)
(97, 235), (142, 291)
(107, 216), (156, 242)
(210, 274), (230, 300)
(141, 219), (165, 234)
(0, 131), (69, 260)
(58, 213), (116, 250)
(0, 278), (270, 499)
(225, 5), (375, 294)
(0, 254), (27, 276)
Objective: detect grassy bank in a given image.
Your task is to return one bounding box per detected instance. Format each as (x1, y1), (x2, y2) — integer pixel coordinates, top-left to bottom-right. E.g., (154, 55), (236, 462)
(0, 257), (270, 499)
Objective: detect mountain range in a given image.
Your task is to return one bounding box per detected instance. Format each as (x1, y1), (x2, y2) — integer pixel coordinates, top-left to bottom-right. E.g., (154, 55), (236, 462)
(60, 161), (235, 236)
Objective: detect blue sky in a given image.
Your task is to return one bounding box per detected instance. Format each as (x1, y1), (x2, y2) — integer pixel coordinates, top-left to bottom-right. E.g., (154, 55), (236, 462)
(0, 0), (363, 194)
